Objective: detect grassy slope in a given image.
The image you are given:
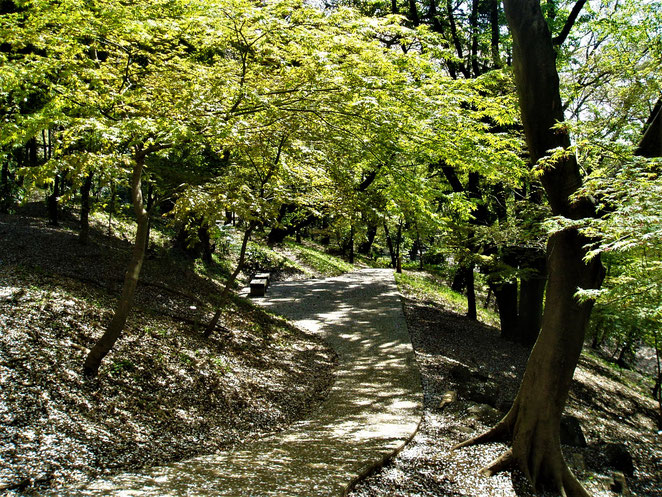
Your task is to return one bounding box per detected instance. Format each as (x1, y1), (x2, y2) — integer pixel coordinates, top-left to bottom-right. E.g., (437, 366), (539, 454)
(395, 270), (500, 327)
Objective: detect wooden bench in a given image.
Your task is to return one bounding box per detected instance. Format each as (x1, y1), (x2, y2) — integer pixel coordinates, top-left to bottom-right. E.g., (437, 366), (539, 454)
(254, 272), (271, 289)
(249, 278), (268, 297)
(249, 272), (271, 297)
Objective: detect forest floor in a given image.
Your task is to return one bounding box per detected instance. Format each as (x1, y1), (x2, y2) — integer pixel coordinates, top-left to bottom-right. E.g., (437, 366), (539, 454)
(350, 271), (662, 497)
(2, 207), (661, 497)
(0, 209), (337, 495)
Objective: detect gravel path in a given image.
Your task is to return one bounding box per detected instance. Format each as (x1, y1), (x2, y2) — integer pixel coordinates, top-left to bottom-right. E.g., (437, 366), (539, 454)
(63, 268), (423, 496)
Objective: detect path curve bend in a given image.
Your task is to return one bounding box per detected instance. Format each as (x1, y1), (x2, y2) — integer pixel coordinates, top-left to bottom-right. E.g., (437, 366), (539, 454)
(71, 268), (423, 496)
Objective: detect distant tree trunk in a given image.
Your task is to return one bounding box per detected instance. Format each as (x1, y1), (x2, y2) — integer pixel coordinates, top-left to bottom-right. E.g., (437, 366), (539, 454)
(490, 0), (501, 68)
(470, 0), (480, 76)
(466, 262), (477, 320)
(84, 152), (150, 377)
(408, 0), (419, 25)
(492, 280), (518, 338)
(652, 333), (661, 411)
(0, 161), (11, 214)
(395, 218), (403, 273)
(107, 183), (116, 237)
(79, 173), (93, 245)
(451, 264), (468, 292)
(320, 216), (331, 246)
(516, 253), (546, 347)
(358, 222), (377, 255)
(446, 0), (471, 78)
(48, 174), (60, 226)
(455, 1), (605, 494)
(615, 330), (636, 369)
(383, 221), (397, 269)
(348, 225), (355, 264)
(416, 225), (424, 269)
(267, 210), (316, 245)
(198, 223), (213, 264)
(204, 225), (254, 338)
(144, 182), (154, 254)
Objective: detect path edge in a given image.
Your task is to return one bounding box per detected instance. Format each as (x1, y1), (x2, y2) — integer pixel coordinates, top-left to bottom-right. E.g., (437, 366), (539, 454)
(342, 292), (424, 496)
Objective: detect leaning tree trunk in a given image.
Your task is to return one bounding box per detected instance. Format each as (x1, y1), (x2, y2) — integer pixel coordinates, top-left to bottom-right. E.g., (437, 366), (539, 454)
(84, 153), (149, 376)
(455, 1), (605, 495)
(204, 225), (254, 338)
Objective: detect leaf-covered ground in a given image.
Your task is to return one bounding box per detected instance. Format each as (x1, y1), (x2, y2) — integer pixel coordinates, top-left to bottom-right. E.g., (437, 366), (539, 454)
(350, 271), (662, 497)
(0, 210), (337, 495)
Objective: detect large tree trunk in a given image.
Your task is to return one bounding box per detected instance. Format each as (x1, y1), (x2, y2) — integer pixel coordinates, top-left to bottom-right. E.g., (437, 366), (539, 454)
(84, 153), (149, 377)
(455, 1), (605, 495)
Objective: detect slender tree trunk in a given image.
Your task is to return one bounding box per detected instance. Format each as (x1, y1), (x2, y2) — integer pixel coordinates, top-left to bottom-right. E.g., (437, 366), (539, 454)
(0, 161), (10, 214)
(455, 1), (606, 495)
(84, 153), (150, 377)
(470, 0), (480, 76)
(48, 174), (60, 226)
(108, 183), (116, 237)
(383, 221), (397, 269)
(490, 0), (501, 68)
(79, 173), (93, 245)
(348, 225), (355, 264)
(615, 330), (636, 369)
(652, 333), (661, 413)
(144, 182), (154, 254)
(204, 225), (254, 338)
(395, 218), (403, 274)
(416, 225), (424, 269)
(466, 262), (477, 320)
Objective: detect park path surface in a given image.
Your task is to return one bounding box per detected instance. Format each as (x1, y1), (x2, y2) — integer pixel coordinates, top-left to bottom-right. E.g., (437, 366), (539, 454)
(70, 268), (423, 496)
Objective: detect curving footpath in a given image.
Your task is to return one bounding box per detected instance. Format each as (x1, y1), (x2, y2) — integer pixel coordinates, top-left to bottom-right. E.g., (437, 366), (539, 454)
(68, 268), (423, 496)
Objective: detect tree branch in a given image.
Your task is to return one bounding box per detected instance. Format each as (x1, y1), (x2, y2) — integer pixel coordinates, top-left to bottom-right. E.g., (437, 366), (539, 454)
(552, 0), (587, 46)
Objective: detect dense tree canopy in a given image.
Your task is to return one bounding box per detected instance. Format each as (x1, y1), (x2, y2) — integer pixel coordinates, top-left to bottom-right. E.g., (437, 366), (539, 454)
(1, 0), (661, 495)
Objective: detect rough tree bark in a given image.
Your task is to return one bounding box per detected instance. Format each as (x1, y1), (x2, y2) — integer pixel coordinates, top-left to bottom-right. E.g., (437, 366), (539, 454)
(454, 1), (605, 495)
(84, 150), (151, 377)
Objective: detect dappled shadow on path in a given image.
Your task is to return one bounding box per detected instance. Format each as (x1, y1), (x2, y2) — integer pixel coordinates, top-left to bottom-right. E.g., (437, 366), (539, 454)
(68, 269), (423, 496)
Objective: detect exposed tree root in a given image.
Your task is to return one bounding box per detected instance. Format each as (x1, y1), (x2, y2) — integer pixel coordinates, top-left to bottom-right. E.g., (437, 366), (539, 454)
(480, 448), (514, 477)
(453, 403), (592, 497)
(452, 410), (514, 451)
